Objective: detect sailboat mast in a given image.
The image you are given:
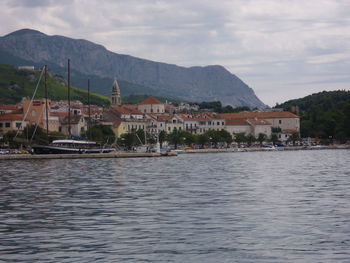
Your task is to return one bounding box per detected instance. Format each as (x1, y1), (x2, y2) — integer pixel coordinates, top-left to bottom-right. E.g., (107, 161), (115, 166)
(88, 79), (91, 138)
(44, 65), (49, 138)
(68, 59), (71, 137)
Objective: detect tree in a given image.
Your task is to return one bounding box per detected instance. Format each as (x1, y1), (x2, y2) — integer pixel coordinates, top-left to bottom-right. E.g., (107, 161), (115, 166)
(205, 130), (221, 147)
(182, 131), (195, 146)
(196, 133), (209, 148)
(246, 134), (256, 147)
(219, 129), (233, 146)
(234, 133), (247, 148)
(270, 133), (279, 145)
(21, 124), (49, 144)
(158, 130), (167, 149)
(167, 129), (185, 149)
(289, 132), (300, 146)
(85, 125), (115, 144)
(119, 132), (138, 150)
(257, 133), (267, 146)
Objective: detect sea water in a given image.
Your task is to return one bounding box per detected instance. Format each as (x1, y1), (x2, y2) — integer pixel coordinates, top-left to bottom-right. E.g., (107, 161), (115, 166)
(0, 150), (349, 262)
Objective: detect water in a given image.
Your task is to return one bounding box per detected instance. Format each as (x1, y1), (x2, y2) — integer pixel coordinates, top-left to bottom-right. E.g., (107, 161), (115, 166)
(0, 150), (350, 262)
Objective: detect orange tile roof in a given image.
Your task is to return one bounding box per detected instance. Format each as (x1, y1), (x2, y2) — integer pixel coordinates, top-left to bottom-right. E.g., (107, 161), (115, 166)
(0, 114), (24, 121)
(129, 109), (144, 115)
(246, 118), (271, 125)
(50, 112), (69, 117)
(111, 106), (131, 115)
(283, 129), (299, 133)
(156, 115), (174, 121)
(139, 97), (163, 105)
(0, 104), (18, 111)
(218, 111), (298, 119)
(225, 119), (248, 125)
(123, 104), (138, 110)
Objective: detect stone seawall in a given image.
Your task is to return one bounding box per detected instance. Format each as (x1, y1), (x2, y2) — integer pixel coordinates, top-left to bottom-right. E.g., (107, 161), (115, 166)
(0, 151), (177, 161)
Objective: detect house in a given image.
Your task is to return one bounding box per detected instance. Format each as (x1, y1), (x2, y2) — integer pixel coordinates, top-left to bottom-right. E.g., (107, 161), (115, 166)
(0, 114), (28, 133)
(138, 97), (165, 114)
(219, 111), (299, 141)
(60, 115), (87, 136)
(103, 106), (148, 137)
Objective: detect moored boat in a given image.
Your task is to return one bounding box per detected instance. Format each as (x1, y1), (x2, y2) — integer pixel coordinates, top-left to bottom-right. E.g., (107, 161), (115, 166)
(32, 139), (116, 154)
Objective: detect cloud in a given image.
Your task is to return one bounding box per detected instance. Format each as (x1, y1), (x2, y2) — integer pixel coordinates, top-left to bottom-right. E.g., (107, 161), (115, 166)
(1, 0), (350, 106)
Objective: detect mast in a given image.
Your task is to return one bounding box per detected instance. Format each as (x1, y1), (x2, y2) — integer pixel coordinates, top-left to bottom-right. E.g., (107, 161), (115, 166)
(44, 65), (49, 138)
(88, 79), (91, 139)
(68, 59), (71, 137)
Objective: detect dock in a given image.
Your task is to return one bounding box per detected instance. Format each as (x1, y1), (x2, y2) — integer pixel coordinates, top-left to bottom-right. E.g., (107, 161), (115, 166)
(0, 151), (178, 161)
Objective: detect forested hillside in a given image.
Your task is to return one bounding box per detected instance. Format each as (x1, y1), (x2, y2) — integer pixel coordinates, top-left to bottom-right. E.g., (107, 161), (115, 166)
(277, 90), (350, 141)
(0, 64), (110, 106)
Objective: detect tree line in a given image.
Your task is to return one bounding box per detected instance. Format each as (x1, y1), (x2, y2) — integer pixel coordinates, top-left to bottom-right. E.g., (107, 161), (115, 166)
(276, 90), (350, 143)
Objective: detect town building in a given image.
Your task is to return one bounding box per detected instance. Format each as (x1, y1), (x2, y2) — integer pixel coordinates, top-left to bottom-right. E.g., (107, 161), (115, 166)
(111, 78), (121, 106)
(138, 97), (165, 114)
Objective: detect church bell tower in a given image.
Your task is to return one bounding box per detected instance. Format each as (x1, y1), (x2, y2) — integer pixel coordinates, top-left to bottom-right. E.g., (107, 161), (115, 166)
(111, 78), (121, 106)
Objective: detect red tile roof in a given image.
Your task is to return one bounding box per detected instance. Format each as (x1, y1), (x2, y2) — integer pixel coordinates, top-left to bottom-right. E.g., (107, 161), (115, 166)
(139, 97), (163, 105)
(284, 129), (299, 133)
(225, 119), (248, 125)
(50, 112), (69, 117)
(0, 104), (18, 111)
(218, 111), (298, 119)
(111, 106), (131, 115)
(0, 114), (24, 121)
(246, 118), (271, 125)
(129, 109), (144, 115)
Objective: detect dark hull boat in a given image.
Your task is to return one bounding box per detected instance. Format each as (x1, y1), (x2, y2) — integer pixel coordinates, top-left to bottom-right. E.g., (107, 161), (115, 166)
(32, 140), (116, 154)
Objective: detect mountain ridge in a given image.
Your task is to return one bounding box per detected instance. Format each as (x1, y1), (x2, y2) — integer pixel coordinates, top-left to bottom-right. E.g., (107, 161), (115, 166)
(0, 28), (266, 108)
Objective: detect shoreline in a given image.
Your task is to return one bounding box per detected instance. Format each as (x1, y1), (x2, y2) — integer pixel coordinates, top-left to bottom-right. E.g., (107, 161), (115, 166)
(0, 151), (177, 161)
(177, 145), (350, 154)
(1, 145), (349, 160)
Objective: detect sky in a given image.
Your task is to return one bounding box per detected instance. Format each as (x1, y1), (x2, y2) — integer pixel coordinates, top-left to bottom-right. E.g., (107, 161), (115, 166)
(1, 0), (350, 106)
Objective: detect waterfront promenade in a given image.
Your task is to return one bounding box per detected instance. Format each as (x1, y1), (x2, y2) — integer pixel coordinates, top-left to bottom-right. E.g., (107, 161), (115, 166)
(0, 151), (177, 160)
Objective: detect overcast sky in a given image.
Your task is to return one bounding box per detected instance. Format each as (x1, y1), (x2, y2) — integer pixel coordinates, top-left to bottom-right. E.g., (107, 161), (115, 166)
(1, 0), (350, 106)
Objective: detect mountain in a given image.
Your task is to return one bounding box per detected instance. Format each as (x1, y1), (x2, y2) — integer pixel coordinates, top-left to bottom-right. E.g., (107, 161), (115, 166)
(0, 29), (266, 108)
(276, 90), (350, 141)
(0, 64), (109, 105)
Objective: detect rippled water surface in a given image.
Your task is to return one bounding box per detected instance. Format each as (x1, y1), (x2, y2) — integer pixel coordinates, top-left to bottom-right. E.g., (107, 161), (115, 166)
(1, 150), (350, 262)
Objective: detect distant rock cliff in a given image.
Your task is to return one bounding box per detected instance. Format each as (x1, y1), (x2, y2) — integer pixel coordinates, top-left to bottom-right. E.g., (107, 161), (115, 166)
(0, 29), (266, 108)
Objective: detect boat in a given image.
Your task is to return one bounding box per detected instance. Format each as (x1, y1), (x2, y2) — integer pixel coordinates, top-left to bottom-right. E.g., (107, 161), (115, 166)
(262, 145), (277, 151)
(32, 139), (116, 154)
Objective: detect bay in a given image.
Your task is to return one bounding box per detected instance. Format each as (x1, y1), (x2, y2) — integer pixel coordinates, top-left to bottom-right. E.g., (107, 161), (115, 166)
(0, 150), (350, 262)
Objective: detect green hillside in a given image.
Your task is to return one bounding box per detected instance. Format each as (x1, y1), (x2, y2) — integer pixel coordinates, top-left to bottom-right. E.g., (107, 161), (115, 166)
(276, 90), (350, 141)
(0, 64), (110, 106)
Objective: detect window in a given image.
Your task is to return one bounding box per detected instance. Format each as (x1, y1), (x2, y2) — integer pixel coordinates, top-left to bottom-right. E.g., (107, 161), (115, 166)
(173, 119), (176, 123)
(157, 108), (159, 113)
(160, 123), (163, 127)
(168, 127), (171, 131)
(217, 122), (220, 125)
(81, 127), (85, 132)
(222, 122), (224, 125)
(279, 120), (282, 124)
(32, 110), (36, 117)
(151, 108), (153, 113)
(0, 123), (2, 128)
(144, 109), (146, 113)
(5, 122), (10, 128)
(16, 122), (21, 128)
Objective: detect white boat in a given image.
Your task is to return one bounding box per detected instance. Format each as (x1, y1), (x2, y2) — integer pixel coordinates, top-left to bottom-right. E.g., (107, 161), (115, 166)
(32, 139), (116, 154)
